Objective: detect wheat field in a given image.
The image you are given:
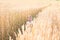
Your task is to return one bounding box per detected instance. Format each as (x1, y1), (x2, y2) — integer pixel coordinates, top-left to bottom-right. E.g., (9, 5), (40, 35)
(0, 0), (60, 40)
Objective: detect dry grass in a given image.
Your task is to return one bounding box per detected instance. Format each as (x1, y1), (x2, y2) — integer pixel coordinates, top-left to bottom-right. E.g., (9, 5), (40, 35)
(9, 1), (60, 40)
(0, 1), (60, 40)
(8, 2), (60, 40)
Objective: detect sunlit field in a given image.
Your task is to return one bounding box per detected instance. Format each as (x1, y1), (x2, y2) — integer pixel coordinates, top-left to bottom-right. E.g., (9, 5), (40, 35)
(0, 0), (60, 40)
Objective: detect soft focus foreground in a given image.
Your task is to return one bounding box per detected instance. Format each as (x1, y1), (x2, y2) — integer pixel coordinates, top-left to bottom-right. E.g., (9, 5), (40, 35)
(0, 0), (60, 40)
(0, 0), (51, 40)
(9, 1), (60, 40)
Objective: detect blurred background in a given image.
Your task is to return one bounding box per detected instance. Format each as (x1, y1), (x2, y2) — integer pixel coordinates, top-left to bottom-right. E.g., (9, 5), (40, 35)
(0, 0), (60, 40)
